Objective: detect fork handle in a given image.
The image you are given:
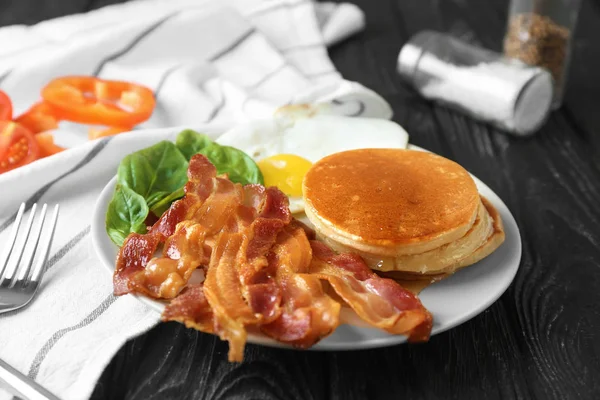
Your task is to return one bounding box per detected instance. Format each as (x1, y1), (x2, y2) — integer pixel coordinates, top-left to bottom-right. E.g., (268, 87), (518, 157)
(0, 358), (61, 400)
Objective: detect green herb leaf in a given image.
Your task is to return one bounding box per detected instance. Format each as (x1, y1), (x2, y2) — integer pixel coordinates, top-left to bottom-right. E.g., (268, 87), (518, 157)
(149, 187), (185, 216)
(106, 185), (149, 246)
(198, 143), (264, 185)
(175, 129), (214, 160)
(117, 140), (189, 210)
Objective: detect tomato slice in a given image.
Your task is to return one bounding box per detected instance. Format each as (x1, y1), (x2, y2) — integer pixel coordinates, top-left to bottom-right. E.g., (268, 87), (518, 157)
(15, 102), (60, 134)
(0, 122), (40, 174)
(88, 125), (133, 140)
(41, 76), (155, 126)
(35, 132), (65, 158)
(0, 90), (13, 120)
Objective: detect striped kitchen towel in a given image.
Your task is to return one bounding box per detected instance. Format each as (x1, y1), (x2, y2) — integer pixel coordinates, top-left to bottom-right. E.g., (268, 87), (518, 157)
(0, 0), (391, 399)
(0, 0), (391, 148)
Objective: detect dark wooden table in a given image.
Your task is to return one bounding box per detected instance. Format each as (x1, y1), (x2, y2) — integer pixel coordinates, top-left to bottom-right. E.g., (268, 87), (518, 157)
(3, 0), (600, 399)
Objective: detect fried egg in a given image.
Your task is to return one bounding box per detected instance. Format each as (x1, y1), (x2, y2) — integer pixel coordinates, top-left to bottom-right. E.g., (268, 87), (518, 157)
(216, 114), (410, 214)
(257, 154), (312, 213)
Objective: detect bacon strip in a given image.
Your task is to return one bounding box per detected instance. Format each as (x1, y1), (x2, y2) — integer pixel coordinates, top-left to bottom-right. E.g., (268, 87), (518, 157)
(114, 233), (161, 296)
(261, 223), (340, 346)
(150, 155), (218, 238)
(202, 232), (257, 361)
(309, 241), (433, 342)
(203, 187), (292, 361)
(162, 284), (214, 333)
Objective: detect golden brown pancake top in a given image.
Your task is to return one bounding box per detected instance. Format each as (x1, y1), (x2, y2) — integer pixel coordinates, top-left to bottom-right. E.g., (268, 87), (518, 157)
(303, 149), (479, 246)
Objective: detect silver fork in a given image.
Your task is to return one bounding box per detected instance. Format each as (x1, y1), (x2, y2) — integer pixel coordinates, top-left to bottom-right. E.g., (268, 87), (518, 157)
(0, 202), (61, 400)
(0, 203), (59, 310)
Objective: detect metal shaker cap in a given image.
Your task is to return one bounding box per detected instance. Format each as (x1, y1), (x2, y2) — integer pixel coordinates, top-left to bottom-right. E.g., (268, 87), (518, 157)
(397, 31), (436, 80)
(397, 30), (554, 136)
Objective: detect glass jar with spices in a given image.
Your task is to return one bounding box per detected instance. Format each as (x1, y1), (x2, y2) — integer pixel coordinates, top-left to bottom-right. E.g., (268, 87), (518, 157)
(503, 0), (581, 109)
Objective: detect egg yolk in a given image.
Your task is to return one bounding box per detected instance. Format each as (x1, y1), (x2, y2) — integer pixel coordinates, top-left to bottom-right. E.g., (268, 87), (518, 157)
(257, 154), (312, 196)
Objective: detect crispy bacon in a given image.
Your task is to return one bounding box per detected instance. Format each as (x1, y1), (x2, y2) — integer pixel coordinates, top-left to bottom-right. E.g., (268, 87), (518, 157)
(162, 284), (214, 333)
(114, 233), (162, 296)
(203, 187), (291, 362)
(149, 199), (188, 238)
(292, 218), (316, 240)
(185, 153), (218, 199)
(261, 223), (340, 346)
(309, 241), (433, 342)
(202, 232), (257, 361)
(150, 155), (219, 238)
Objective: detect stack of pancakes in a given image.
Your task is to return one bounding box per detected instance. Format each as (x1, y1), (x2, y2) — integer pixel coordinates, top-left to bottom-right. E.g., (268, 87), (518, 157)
(302, 149), (505, 282)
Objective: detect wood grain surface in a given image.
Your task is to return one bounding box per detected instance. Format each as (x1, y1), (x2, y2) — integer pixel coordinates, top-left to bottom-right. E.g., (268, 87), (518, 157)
(2, 0), (600, 399)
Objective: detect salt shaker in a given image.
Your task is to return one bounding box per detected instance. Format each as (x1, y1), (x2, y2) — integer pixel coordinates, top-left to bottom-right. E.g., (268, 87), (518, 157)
(397, 30), (553, 136)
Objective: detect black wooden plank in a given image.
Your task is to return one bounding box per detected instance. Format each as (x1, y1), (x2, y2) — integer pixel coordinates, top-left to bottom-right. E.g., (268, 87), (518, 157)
(0, 0), (92, 26)
(560, 0), (600, 155)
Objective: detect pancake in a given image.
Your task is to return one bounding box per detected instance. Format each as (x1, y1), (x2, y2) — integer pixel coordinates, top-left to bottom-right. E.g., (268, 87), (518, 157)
(317, 197), (493, 274)
(447, 196), (505, 271)
(303, 149), (480, 257)
(378, 197), (505, 280)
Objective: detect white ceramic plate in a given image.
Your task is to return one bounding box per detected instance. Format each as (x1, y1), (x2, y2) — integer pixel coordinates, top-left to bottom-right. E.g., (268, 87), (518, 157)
(91, 131), (521, 351)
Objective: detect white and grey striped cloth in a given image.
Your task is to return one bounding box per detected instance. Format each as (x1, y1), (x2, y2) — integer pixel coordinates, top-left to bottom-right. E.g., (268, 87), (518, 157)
(0, 1), (392, 399)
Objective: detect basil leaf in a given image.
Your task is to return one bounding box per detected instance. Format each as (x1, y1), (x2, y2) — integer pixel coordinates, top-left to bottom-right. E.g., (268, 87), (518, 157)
(176, 129), (214, 160)
(198, 143), (264, 185)
(150, 187), (185, 216)
(117, 140), (189, 210)
(106, 185), (149, 246)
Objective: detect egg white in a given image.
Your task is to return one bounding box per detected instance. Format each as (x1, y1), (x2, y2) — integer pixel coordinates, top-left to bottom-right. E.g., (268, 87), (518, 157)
(216, 115), (410, 214)
(287, 196), (305, 214)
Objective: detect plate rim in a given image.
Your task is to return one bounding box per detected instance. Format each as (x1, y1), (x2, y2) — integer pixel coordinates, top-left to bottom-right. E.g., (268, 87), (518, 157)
(91, 139), (522, 351)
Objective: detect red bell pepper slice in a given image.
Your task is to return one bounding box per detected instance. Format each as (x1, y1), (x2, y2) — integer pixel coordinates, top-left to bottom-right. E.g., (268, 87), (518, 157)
(41, 76), (156, 126)
(35, 132), (65, 158)
(15, 102), (60, 134)
(88, 125), (133, 140)
(0, 90), (13, 121)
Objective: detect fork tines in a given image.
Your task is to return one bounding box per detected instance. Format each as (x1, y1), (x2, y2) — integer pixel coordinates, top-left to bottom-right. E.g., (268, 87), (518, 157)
(0, 203), (60, 287)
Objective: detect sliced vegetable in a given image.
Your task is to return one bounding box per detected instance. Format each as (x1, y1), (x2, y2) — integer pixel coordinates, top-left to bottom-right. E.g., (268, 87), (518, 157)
(41, 76), (155, 126)
(0, 90), (12, 121)
(89, 126), (133, 140)
(34, 132), (65, 158)
(198, 143), (264, 185)
(0, 122), (40, 174)
(106, 185), (149, 246)
(15, 102), (60, 133)
(175, 129), (214, 160)
(117, 140), (189, 211)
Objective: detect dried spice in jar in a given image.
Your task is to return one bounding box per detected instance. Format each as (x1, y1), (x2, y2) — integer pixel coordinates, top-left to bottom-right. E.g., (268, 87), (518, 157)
(503, 0), (581, 109)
